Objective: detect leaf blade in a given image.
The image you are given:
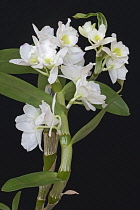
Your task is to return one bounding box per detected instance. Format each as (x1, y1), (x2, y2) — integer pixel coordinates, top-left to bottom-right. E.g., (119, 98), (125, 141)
(96, 82), (130, 116)
(2, 172), (61, 192)
(73, 12), (107, 29)
(12, 191), (21, 210)
(71, 104), (108, 144)
(0, 72), (63, 114)
(61, 81), (76, 101)
(37, 73), (49, 91)
(0, 203), (10, 210)
(0, 49), (36, 74)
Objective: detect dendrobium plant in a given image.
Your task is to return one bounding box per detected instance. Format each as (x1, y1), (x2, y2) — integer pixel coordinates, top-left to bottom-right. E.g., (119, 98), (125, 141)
(0, 12), (130, 210)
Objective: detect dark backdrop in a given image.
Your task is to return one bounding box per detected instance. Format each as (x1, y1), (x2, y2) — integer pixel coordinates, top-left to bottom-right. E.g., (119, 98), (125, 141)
(0, 0), (139, 209)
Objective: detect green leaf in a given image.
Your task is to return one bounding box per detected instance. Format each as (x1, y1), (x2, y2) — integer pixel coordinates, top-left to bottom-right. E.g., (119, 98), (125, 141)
(0, 203), (10, 210)
(71, 102), (111, 144)
(59, 77), (66, 88)
(0, 49), (36, 74)
(0, 72), (63, 114)
(96, 82), (130, 116)
(2, 172), (61, 192)
(12, 191), (21, 210)
(37, 73), (49, 91)
(73, 12), (107, 29)
(61, 81), (76, 101)
(0, 49), (20, 62)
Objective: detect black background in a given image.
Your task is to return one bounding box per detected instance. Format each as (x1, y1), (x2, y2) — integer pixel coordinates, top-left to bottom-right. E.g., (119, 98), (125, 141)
(0, 0), (139, 209)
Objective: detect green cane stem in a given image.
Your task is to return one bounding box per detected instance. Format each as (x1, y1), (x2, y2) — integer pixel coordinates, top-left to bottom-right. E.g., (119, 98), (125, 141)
(44, 92), (73, 209)
(35, 132), (58, 210)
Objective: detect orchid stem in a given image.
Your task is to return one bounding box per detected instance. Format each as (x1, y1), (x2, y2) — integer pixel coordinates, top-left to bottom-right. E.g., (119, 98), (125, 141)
(44, 92), (73, 210)
(35, 132), (58, 210)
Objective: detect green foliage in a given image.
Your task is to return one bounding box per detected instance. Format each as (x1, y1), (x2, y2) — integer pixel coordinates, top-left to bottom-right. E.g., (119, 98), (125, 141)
(0, 203), (10, 210)
(61, 81), (76, 101)
(37, 73), (49, 91)
(12, 192), (21, 210)
(2, 172), (61, 192)
(0, 49), (36, 74)
(59, 77), (66, 88)
(0, 72), (63, 114)
(62, 80), (129, 116)
(71, 102), (111, 144)
(73, 12), (107, 29)
(96, 82), (130, 116)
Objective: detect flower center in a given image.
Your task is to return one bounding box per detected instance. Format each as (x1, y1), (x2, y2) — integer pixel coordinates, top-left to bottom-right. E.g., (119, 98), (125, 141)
(93, 35), (102, 42)
(61, 35), (70, 45)
(44, 57), (54, 66)
(30, 57), (38, 64)
(112, 48), (122, 56)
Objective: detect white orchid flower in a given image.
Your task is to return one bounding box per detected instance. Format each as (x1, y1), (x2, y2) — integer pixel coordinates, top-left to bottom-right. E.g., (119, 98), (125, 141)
(101, 34), (129, 84)
(61, 62), (94, 84)
(63, 46), (85, 66)
(9, 43), (42, 69)
(39, 99), (61, 137)
(78, 21), (96, 38)
(106, 58), (128, 84)
(31, 36), (68, 84)
(102, 33), (129, 65)
(15, 96), (61, 151)
(67, 75), (106, 111)
(36, 39), (68, 84)
(56, 18), (78, 47)
(15, 104), (43, 152)
(85, 24), (115, 51)
(32, 23), (58, 46)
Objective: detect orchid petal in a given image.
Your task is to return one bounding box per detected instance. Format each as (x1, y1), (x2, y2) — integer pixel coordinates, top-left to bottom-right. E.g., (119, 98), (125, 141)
(9, 59), (29, 66)
(16, 122), (35, 132)
(103, 37), (116, 45)
(48, 66), (58, 84)
(108, 68), (117, 84)
(23, 104), (40, 118)
(35, 129), (43, 151)
(99, 24), (106, 36)
(21, 132), (38, 152)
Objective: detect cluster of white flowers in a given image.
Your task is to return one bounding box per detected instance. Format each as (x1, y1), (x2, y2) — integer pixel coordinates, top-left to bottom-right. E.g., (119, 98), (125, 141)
(11, 18), (129, 151)
(79, 22), (129, 83)
(15, 96), (61, 151)
(10, 18), (106, 111)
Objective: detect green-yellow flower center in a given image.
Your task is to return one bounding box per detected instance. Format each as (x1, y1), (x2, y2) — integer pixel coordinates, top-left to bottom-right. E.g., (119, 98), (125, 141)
(112, 48), (122, 56)
(44, 58), (52, 64)
(62, 35), (70, 45)
(30, 57), (38, 64)
(93, 35), (101, 42)
(44, 58), (54, 68)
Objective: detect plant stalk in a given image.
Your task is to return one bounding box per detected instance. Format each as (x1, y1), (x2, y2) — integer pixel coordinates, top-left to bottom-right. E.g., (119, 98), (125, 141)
(35, 132), (58, 210)
(44, 92), (73, 210)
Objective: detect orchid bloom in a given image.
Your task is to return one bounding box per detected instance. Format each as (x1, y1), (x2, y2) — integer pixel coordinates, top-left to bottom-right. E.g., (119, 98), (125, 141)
(39, 99), (61, 137)
(105, 58), (128, 84)
(84, 24), (115, 51)
(56, 18), (78, 47)
(32, 36), (68, 84)
(102, 33), (129, 83)
(61, 62), (94, 84)
(9, 43), (42, 69)
(79, 21), (96, 38)
(15, 96), (61, 151)
(67, 75), (106, 111)
(102, 33), (129, 65)
(37, 39), (68, 84)
(15, 104), (43, 152)
(63, 46), (85, 66)
(32, 23), (55, 42)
